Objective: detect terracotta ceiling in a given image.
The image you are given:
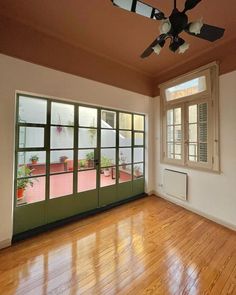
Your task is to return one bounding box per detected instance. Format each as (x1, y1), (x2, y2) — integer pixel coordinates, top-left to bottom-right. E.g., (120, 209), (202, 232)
(0, 0), (236, 96)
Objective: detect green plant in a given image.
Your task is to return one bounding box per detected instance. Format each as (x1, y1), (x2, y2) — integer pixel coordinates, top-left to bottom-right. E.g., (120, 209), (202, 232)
(101, 156), (112, 169)
(17, 165), (35, 189)
(86, 152), (94, 161)
(29, 154), (39, 163)
(79, 159), (87, 168)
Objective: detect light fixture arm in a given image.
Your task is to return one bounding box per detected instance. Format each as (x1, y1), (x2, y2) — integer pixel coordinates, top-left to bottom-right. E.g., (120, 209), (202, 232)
(174, 0), (177, 9)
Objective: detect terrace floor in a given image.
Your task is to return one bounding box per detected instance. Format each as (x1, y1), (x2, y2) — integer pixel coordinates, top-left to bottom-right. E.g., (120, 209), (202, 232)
(18, 167), (133, 205)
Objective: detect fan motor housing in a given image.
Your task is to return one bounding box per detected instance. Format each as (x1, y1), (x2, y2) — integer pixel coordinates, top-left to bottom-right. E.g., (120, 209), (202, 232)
(169, 9), (188, 36)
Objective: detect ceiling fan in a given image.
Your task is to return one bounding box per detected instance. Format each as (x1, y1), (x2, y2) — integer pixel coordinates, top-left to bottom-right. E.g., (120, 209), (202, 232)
(110, 0), (225, 58)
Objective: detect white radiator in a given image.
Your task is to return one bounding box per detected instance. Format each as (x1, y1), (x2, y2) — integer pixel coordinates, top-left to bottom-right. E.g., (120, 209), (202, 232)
(163, 169), (188, 201)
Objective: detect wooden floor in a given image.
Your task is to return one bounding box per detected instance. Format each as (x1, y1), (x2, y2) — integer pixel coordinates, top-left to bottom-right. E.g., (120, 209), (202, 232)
(0, 196), (236, 295)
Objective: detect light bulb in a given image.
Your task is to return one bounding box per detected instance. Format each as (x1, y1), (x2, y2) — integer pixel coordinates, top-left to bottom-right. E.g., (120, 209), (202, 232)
(178, 42), (190, 54)
(152, 44), (162, 55)
(159, 19), (171, 34)
(189, 18), (203, 35)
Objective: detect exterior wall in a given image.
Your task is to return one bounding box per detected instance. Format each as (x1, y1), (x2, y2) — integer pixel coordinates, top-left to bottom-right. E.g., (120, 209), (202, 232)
(0, 54), (154, 247)
(154, 71), (236, 230)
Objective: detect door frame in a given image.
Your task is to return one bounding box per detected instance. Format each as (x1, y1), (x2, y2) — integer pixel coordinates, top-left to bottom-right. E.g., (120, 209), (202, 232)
(13, 92), (146, 235)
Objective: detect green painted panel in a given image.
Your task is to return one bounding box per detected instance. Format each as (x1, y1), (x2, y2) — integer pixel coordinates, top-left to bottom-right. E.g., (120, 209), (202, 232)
(47, 190), (98, 224)
(99, 185), (117, 207)
(13, 202), (46, 235)
(117, 181), (133, 201)
(132, 178), (145, 196)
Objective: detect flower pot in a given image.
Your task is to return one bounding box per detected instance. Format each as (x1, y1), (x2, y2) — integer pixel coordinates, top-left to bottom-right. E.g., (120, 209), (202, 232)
(87, 159), (94, 168)
(17, 188), (25, 200)
(31, 160), (38, 165)
(104, 169), (110, 177)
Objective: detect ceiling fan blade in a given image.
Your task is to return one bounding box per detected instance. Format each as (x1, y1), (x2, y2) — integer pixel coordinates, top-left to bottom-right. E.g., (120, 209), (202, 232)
(186, 24), (225, 42)
(111, 0), (166, 20)
(183, 0), (202, 12)
(140, 35), (166, 58)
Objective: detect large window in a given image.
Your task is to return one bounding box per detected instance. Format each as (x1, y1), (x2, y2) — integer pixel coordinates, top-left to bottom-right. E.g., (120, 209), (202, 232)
(160, 62), (220, 172)
(15, 95), (145, 206)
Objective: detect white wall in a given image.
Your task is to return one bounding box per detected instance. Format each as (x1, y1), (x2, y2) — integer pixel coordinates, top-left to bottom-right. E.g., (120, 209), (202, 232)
(0, 54), (154, 247)
(154, 70), (236, 230)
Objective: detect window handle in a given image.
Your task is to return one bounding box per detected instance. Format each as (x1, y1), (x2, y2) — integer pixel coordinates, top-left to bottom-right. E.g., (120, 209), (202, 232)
(94, 159), (99, 166)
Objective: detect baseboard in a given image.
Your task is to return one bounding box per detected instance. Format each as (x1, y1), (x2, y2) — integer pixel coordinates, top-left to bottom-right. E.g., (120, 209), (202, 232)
(154, 191), (236, 232)
(0, 239), (11, 250)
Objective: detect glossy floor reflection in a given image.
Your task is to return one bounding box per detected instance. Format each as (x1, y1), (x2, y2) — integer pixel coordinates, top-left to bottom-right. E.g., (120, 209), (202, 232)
(0, 196), (236, 295)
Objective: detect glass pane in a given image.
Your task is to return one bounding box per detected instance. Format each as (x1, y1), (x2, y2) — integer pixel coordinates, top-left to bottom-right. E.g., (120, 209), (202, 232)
(189, 144), (198, 157)
(167, 143), (174, 159)
(100, 166), (116, 187)
(101, 110), (116, 129)
(101, 149), (116, 167)
(175, 144), (181, 155)
(189, 156), (197, 162)
(119, 165), (132, 183)
(174, 108), (181, 125)
(19, 96), (47, 124)
(134, 115), (144, 131)
(101, 129), (116, 147)
(78, 170), (96, 193)
(50, 150), (74, 173)
(189, 105), (197, 123)
(165, 76), (206, 101)
(79, 106), (97, 127)
(17, 176), (45, 206)
(79, 128), (97, 148)
(199, 103), (208, 122)
(113, 0), (132, 10)
(175, 155), (181, 160)
(119, 113), (132, 130)
(189, 124), (198, 143)
(199, 143), (208, 162)
(51, 126), (74, 149)
(199, 123), (208, 142)
(19, 127), (44, 148)
(133, 163), (144, 179)
(119, 131), (132, 147)
(50, 173), (73, 198)
(136, 1), (152, 17)
(134, 148), (144, 163)
(119, 148), (132, 165)
(78, 149), (94, 170)
(167, 126), (174, 142)
(51, 102), (74, 126)
(17, 152), (46, 177)
(174, 126), (182, 142)
(134, 132), (144, 146)
(167, 109), (173, 125)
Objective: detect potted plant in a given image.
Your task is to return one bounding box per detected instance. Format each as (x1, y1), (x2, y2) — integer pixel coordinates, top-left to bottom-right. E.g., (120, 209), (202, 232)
(60, 155), (68, 163)
(101, 156), (112, 177)
(86, 152), (94, 168)
(78, 159), (87, 169)
(16, 165), (35, 200)
(29, 154), (39, 165)
(134, 165), (142, 178)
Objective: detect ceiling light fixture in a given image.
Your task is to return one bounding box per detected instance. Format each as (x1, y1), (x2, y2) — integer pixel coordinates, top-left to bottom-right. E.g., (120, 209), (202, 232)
(111, 0), (225, 58)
